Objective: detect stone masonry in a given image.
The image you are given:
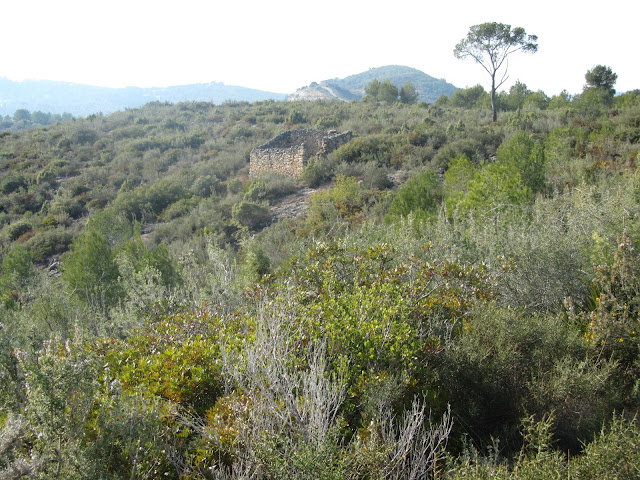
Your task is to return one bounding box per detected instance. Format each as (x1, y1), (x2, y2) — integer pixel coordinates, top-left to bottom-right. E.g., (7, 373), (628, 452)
(249, 129), (352, 178)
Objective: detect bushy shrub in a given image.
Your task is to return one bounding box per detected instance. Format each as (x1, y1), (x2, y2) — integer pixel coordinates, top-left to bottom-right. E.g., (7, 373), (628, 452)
(390, 168), (442, 218)
(240, 243), (271, 283)
(190, 174), (219, 197)
(61, 230), (122, 310)
(567, 231), (640, 397)
(231, 201), (271, 230)
(5, 220), (32, 241)
(301, 154), (337, 187)
(390, 143), (435, 168)
(571, 414), (640, 479)
(159, 196), (199, 221)
(251, 172), (298, 202)
(497, 130), (546, 194)
(446, 413), (640, 479)
(0, 244), (34, 290)
(432, 137), (488, 169)
(23, 227), (73, 263)
(331, 134), (397, 166)
(444, 153), (531, 218)
(302, 176), (368, 233)
(112, 179), (186, 222)
(361, 162), (393, 190)
(449, 85), (488, 109)
(437, 305), (614, 453)
(0, 174), (27, 194)
(105, 313), (223, 412)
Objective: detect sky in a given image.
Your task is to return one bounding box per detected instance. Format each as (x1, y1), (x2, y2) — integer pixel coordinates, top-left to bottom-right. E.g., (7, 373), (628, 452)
(2, 0), (638, 97)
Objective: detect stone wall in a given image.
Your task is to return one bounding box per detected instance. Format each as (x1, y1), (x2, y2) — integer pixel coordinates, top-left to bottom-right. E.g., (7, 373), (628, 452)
(250, 129), (352, 178)
(322, 131), (352, 154)
(250, 144), (307, 178)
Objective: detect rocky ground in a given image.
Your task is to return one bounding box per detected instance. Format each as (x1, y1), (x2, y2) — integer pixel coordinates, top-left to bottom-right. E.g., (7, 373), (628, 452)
(269, 187), (316, 222)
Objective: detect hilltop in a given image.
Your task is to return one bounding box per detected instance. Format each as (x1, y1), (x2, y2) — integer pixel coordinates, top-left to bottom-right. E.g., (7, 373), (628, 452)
(288, 65), (458, 102)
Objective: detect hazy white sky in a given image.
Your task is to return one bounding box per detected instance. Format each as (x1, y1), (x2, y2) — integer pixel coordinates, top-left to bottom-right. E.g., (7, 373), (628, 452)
(3, 0), (638, 96)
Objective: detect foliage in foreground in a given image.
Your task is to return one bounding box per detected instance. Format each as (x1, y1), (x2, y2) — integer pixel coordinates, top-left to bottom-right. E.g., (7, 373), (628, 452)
(1, 71), (640, 478)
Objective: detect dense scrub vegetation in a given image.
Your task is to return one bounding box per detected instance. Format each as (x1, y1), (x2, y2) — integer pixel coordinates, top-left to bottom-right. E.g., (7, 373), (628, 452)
(1, 76), (640, 479)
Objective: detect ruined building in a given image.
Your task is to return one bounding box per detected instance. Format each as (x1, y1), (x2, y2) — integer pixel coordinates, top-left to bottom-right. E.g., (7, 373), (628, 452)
(249, 129), (352, 178)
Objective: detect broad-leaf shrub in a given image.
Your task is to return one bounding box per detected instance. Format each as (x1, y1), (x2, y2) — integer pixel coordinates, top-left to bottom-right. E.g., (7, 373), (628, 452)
(104, 312), (224, 413)
(281, 241), (496, 386)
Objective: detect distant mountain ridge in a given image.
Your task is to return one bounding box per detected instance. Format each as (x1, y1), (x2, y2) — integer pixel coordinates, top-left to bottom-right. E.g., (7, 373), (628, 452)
(288, 65), (458, 103)
(0, 78), (288, 117)
(0, 66), (458, 118)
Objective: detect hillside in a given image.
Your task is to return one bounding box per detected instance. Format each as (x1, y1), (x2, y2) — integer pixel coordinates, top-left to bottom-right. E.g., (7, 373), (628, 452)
(1, 83), (640, 478)
(289, 65), (458, 102)
(0, 77), (288, 117)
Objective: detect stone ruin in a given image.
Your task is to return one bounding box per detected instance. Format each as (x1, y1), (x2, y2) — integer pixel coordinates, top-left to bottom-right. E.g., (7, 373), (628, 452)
(249, 129), (352, 178)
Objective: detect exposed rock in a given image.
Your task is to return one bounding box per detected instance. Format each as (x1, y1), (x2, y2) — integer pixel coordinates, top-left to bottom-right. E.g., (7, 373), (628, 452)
(269, 187), (316, 222)
(287, 81), (359, 102)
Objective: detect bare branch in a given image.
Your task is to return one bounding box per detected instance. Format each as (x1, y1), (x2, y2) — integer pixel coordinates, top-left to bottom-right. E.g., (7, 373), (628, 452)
(380, 402), (453, 480)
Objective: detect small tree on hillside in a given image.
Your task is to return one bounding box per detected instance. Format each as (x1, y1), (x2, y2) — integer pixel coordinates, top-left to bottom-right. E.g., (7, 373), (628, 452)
(582, 65), (618, 107)
(378, 80), (400, 103)
(365, 79), (381, 100)
(454, 22), (538, 122)
(400, 82), (419, 104)
(364, 79), (401, 103)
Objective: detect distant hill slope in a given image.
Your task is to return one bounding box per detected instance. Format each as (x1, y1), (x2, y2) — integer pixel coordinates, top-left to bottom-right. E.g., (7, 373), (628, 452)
(288, 65), (458, 103)
(0, 78), (288, 117)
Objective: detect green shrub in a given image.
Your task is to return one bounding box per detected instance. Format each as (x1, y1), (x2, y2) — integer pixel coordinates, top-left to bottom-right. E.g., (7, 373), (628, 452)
(61, 230), (122, 310)
(444, 154), (531, 218)
(104, 312), (223, 412)
(243, 178), (268, 202)
(159, 196), (199, 221)
(449, 85), (488, 109)
(446, 413), (640, 479)
(0, 244), (34, 290)
(226, 178), (243, 195)
(438, 306), (608, 453)
(390, 168), (441, 218)
(302, 175), (368, 233)
(0, 174), (27, 194)
(245, 173), (298, 202)
(432, 137), (488, 169)
(231, 201), (271, 230)
(361, 163), (393, 190)
(571, 414), (640, 479)
(241, 244), (271, 283)
(23, 228), (73, 263)
(331, 134), (397, 166)
(5, 220), (32, 241)
(301, 154), (337, 187)
(497, 130), (546, 194)
(190, 174), (219, 197)
(112, 179), (186, 222)
(567, 231), (640, 398)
